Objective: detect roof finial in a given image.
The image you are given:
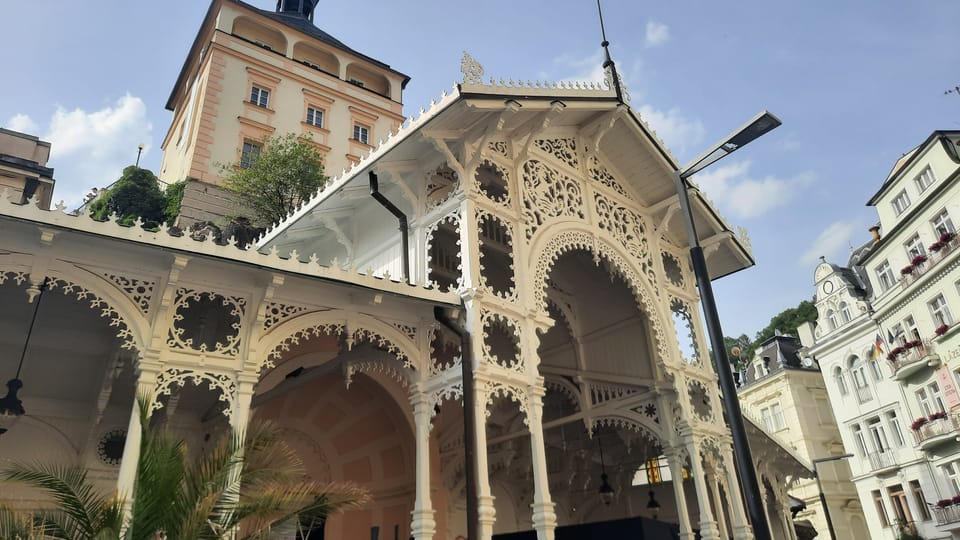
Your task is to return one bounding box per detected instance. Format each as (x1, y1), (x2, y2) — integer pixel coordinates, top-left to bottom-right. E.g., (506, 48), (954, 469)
(597, 0), (624, 104)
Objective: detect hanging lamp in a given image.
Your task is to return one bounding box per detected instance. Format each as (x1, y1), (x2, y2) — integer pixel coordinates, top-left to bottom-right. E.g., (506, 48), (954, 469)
(597, 434), (616, 505)
(0, 278), (46, 436)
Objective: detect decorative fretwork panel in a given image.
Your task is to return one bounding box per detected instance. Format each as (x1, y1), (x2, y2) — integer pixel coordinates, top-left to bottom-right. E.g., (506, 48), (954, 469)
(46, 277), (138, 351)
(426, 163), (460, 210)
(100, 274), (155, 314)
(262, 302), (311, 331)
(488, 140), (508, 157)
(588, 156), (632, 200)
(0, 271), (28, 286)
(481, 309), (523, 372)
(670, 298), (701, 366)
(661, 251), (684, 288)
(477, 210), (516, 300)
(687, 379), (713, 422)
(521, 159), (584, 240)
(593, 192), (657, 291)
(167, 289), (246, 356)
(533, 138), (578, 170)
(154, 368), (237, 418)
(474, 160), (511, 206)
(426, 211), (461, 292)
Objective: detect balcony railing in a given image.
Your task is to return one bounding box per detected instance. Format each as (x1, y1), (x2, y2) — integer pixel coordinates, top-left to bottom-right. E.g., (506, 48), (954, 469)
(934, 504), (960, 526)
(854, 384), (873, 404)
(912, 413), (960, 448)
(901, 236), (960, 286)
(866, 450), (898, 472)
(888, 341), (939, 380)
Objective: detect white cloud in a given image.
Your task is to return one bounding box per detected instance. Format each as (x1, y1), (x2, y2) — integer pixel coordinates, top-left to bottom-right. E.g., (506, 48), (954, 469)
(4, 113), (39, 134)
(552, 51), (607, 85)
(41, 95), (153, 207)
(799, 221), (861, 266)
(692, 160), (815, 220)
(645, 21), (671, 47)
(637, 104), (706, 155)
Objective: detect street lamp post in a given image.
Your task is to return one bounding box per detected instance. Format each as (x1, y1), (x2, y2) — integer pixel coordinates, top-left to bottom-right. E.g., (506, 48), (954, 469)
(673, 110), (781, 540)
(812, 453), (854, 540)
(136, 143), (145, 168)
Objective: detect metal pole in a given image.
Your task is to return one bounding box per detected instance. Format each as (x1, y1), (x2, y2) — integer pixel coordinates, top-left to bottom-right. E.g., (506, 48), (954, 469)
(813, 465), (836, 540)
(673, 172), (772, 540)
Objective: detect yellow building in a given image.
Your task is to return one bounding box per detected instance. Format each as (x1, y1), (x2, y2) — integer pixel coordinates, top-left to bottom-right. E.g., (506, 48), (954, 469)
(159, 0), (409, 225)
(0, 127), (55, 209)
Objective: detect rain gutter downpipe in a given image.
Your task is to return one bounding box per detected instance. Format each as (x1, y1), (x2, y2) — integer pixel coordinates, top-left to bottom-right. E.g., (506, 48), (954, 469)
(369, 171), (410, 284)
(434, 306), (478, 540)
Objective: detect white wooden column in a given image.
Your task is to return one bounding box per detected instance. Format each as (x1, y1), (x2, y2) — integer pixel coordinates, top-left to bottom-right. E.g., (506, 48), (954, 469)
(688, 440), (721, 540)
(527, 385), (557, 540)
(230, 375), (256, 433)
(409, 391), (436, 540)
(474, 381), (496, 540)
(721, 449), (754, 540)
(666, 446), (695, 540)
(116, 353), (161, 501)
(709, 471), (730, 539)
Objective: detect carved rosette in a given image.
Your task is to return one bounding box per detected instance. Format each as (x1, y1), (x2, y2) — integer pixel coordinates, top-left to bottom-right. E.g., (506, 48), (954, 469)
(153, 368), (237, 417)
(521, 160), (584, 240)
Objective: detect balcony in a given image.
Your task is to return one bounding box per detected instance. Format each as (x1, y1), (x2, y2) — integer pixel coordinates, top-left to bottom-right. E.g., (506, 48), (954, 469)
(866, 450), (899, 474)
(912, 413), (960, 449)
(934, 504), (960, 526)
(888, 341), (940, 380)
(900, 235), (960, 286)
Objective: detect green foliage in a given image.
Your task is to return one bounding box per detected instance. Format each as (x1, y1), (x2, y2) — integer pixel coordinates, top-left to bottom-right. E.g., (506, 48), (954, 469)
(89, 166), (166, 227)
(162, 181), (186, 225)
(221, 133), (327, 227)
(722, 299), (818, 365)
(1, 396), (368, 540)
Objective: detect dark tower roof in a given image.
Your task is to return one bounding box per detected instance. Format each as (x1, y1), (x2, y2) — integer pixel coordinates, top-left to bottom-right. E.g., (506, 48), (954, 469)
(275, 0), (318, 21)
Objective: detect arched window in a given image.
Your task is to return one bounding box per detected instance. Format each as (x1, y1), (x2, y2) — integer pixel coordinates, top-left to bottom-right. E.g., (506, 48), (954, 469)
(840, 302), (853, 323)
(827, 310), (838, 330)
(849, 356), (871, 402)
(834, 366), (848, 395)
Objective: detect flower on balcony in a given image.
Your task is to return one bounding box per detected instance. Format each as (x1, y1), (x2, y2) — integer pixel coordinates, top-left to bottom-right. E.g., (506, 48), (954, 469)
(901, 264), (915, 275)
(929, 411), (948, 422)
(953, 494), (960, 505)
(938, 498), (954, 509)
(942, 231), (957, 243)
(930, 240), (946, 252)
(911, 417), (929, 430)
(911, 254), (928, 266)
(936, 324), (950, 336)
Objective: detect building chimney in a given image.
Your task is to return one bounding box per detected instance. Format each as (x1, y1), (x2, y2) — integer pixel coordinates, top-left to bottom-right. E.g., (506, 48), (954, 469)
(869, 225), (880, 243)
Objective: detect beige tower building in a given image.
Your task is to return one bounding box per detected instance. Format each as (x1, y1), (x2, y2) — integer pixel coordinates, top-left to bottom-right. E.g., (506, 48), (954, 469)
(0, 127), (55, 209)
(159, 0), (409, 225)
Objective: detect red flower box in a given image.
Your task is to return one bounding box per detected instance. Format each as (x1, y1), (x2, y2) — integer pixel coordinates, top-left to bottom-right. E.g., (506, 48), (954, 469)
(911, 254), (928, 265)
(936, 324), (950, 336)
(929, 411), (948, 421)
(901, 265), (915, 275)
(911, 417), (929, 430)
(938, 499), (954, 508)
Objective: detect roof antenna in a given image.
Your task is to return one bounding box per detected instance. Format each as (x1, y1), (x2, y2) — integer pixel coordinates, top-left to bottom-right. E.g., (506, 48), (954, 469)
(597, 0), (624, 104)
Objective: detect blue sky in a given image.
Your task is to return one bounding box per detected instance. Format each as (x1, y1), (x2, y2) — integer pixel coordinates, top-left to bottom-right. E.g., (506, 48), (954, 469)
(2, 1), (958, 339)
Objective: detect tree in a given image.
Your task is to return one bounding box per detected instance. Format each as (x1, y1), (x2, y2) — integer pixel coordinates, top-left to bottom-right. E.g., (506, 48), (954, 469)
(221, 133), (327, 227)
(753, 299), (818, 345)
(89, 167), (166, 227)
(1, 398), (367, 539)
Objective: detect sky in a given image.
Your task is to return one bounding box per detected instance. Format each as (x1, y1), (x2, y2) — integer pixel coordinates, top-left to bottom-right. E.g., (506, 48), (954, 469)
(2, 1), (959, 339)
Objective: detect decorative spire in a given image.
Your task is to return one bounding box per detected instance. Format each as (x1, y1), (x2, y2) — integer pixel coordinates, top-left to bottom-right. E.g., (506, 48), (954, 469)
(596, 0), (625, 104)
(275, 0), (318, 22)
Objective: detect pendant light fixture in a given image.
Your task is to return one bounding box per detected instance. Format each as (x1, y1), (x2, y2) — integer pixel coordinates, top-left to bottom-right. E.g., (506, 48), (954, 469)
(646, 489), (661, 519)
(597, 434), (615, 505)
(0, 278), (46, 436)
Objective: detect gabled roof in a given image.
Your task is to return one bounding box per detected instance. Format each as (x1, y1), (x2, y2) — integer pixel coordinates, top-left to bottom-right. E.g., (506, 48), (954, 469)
(866, 130), (960, 205)
(259, 76), (755, 280)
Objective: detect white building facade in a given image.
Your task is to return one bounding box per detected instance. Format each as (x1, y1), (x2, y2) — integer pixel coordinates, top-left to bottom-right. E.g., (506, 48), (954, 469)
(803, 130), (960, 540)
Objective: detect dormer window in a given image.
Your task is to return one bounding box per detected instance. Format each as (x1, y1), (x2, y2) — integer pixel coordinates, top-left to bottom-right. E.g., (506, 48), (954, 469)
(892, 189), (911, 216)
(840, 302), (852, 323)
(914, 165), (935, 193)
(827, 309), (838, 330)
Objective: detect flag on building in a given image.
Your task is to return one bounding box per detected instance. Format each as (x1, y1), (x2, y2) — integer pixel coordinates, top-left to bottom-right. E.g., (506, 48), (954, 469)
(871, 333), (884, 361)
(887, 328), (896, 345)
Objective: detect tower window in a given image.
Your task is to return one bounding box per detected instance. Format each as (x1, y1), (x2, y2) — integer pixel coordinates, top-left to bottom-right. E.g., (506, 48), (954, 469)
(353, 124), (370, 145)
(914, 165), (935, 193)
(306, 107), (324, 128)
(891, 189), (911, 216)
(250, 86), (270, 108)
